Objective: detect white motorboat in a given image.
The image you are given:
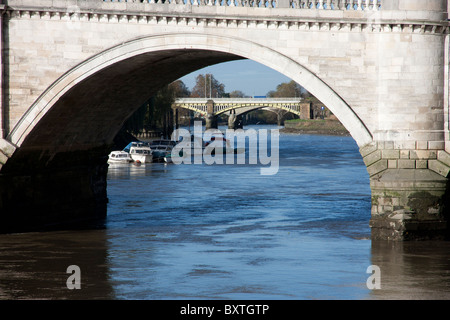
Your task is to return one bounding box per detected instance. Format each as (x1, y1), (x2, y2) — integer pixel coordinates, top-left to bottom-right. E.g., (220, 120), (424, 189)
(125, 141), (153, 163)
(108, 150), (133, 164)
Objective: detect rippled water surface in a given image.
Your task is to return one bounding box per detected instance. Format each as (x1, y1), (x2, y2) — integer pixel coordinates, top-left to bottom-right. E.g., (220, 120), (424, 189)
(1, 126), (450, 300)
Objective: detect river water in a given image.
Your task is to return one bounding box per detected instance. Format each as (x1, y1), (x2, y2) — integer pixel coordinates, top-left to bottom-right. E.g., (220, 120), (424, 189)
(1, 125), (450, 300)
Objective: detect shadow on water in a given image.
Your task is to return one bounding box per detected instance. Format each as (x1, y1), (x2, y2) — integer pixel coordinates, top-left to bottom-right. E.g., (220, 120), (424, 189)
(0, 229), (114, 299)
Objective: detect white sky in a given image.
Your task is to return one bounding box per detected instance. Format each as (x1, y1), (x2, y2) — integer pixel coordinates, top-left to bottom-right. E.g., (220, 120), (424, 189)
(179, 59), (292, 97)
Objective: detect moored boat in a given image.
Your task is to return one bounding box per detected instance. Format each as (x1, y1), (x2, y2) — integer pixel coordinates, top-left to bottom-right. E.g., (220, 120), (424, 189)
(150, 139), (176, 162)
(124, 141), (153, 163)
(108, 150), (133, 164)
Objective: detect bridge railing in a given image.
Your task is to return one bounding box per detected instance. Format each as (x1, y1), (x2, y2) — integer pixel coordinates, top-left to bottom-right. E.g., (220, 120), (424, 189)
(102, 0), (382, 10)
(174, 98), (303, 103)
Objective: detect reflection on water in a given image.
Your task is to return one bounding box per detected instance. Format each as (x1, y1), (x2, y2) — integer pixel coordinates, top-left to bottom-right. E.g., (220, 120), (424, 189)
(369, 241), (450, 299)
(0, 230), (113, 299)
(0, 126), (449, 300)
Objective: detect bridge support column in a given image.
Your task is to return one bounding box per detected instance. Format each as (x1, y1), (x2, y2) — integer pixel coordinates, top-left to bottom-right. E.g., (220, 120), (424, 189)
(205, 99), (218, 130)
(361, 142), (450, 240)
(228, 110), (236, 129)
(236, 115), (243, 129)
(205, 113), (218, 130)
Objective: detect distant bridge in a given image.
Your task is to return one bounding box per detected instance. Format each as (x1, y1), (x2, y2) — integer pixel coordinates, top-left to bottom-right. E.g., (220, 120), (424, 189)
(173, 97), (307, 117)
(172, 97), (311, 128)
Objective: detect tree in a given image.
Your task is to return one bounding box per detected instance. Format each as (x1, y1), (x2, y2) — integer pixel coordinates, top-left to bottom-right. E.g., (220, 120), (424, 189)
(267, 80), (304, 98)
(190, 74), (225, 98)
(229, 90), (248, 98)
(170, 79), (191, 98)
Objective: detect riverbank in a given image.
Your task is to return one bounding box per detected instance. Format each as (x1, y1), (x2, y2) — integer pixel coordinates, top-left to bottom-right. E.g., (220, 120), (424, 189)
(281, 119), (349, 136)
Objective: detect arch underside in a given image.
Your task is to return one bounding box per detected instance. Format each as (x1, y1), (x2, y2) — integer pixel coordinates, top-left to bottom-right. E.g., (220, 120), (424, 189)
(3, 49), (243, 172)
(5, 33), (372, 173)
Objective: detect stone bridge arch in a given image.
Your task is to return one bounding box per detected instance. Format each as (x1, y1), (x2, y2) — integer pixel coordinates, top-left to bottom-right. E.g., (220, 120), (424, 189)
(8, 33), (371, 151)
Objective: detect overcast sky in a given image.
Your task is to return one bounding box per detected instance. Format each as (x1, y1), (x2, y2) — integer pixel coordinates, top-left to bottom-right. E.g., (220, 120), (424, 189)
(179, 59), (292, 97)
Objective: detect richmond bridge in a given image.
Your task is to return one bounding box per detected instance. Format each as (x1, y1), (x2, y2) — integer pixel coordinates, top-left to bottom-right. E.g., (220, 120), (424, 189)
(0, 0), (450, 240)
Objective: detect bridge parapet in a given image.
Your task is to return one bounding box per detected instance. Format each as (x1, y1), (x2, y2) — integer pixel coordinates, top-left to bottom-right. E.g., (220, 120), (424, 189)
(6, 0), (447, 39)
(6, 0), (447, 30)
(99, 0), (383, 10)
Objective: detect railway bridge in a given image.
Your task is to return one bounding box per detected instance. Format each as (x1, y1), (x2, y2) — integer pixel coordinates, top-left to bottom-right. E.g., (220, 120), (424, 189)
(0, 0), (449, 239)
(172, 97), (310, 128)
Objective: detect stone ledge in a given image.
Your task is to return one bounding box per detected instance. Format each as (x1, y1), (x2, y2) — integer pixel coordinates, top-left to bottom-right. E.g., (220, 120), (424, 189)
(370, 168), (448, 190)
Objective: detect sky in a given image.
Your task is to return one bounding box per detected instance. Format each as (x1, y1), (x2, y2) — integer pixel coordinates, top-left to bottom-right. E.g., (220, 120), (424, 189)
(179, 59), (292, 97)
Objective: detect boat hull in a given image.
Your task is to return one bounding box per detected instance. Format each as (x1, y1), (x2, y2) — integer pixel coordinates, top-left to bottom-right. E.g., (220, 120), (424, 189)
(130, 154), (153, 163)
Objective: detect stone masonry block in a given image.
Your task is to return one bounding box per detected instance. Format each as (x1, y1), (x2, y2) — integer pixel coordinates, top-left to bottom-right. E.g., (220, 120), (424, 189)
(363, 150), (381, 167)
(0, 152), (7, 165)
(397, 159), (415, 169)
(437, 150), (450, 167)
(388, 159), (398, 168)
(359, 142), (377, 158)
(0, 139), (17, 158)
(378, 197), (392, 206)
(409, 150), (437, 160)
(415, 160), (428, 169)
(428, 141), (445, 150)
(416, 140), (428, 150)
(394, 141), (417, 150)
(429, 160), (450, 178)
(371, 205), (378, 215)
(384, 141), (394, 150)
(382, 150), (400, 159)
(400, 150), (410, 159)
(366, 160), (388, 177)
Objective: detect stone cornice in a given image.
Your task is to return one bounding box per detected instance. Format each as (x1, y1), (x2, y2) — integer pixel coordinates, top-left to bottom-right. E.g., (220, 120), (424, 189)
(4, 4), (449, 34)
